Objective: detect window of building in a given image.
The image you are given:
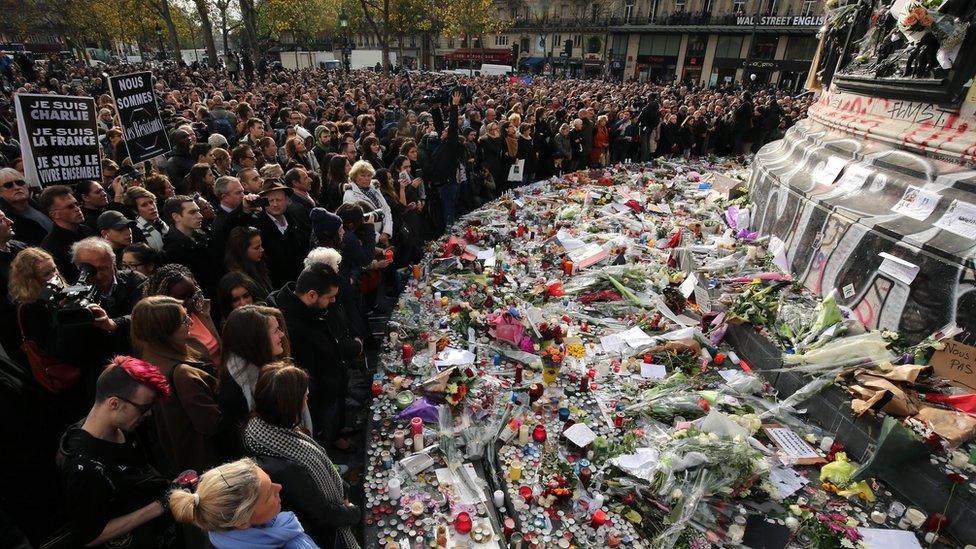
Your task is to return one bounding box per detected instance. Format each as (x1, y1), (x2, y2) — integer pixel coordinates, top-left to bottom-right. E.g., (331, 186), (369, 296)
(495, 35), (508, 46)
(574, 34), (583, 47)
(625, 0), (634, 22)
(750, 35), (777, 59)
(587, 35), (602, 54)
(592, 3), (600, 19)
(521, 37), (530, 53)
(784, 35), (817, 60)
(448, 37), (455, 48)
(701, 0), (714, 13)
(714, 35), (744, 58)
(410, 36), (416, 47)
(638, 34), (681, 56)
(765, 0), (777, 15)
(675, 0), (686, 12)
(686, 34), (707, 56)
(801, 0), (816, 16)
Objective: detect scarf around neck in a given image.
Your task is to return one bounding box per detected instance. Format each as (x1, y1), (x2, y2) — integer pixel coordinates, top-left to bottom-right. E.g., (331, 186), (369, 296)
(243, 417), (360, 549)
(209, 511), (318, 549)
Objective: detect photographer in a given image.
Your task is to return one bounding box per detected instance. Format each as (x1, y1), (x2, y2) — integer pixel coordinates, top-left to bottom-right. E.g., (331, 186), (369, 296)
(58, 356), (179, 548)
(426, 90), (464, 230)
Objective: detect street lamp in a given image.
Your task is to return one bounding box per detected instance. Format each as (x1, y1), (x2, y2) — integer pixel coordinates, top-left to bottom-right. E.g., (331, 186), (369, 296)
(155, 24), (166, 61)
(339, 9), (350, 73)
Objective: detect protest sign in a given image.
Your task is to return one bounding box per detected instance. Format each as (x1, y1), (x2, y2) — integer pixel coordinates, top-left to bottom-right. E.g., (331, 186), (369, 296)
(109, 71), (169, 164)
(15, 93), (100, 188)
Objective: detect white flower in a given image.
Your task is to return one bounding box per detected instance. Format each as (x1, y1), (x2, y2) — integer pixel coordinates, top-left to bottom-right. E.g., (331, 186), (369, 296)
(670, 488), (683, 500)
(785, 516), (800, 530)
(841, 539), (855, 548)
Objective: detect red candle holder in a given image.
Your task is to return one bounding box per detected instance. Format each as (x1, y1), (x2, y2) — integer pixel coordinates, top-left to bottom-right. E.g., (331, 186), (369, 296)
(454, 511), (472, 535)
(401, 343), (414, 362)
(591, 510), (608, 528)
(532, 423), (547, 444)
(410, 417), (423, 436)
(371, 381), (383, 397)
(519, 485), (534, 502)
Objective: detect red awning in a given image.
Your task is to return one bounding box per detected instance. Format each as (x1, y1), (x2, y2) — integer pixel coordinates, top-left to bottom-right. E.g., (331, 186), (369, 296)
(444, 48), (513, 63)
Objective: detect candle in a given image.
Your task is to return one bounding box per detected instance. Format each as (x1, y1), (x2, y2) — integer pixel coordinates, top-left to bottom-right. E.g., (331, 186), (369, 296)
(394, 429), (405, 448)
(402, 343), (414, 362)
(510, 460), (522, 481)
(870, 510), (886, 524)
(388, 477), (401, 499)
(454, 511), (473, 535)
(413, 433), (423, 451)
(905, 508), (926, 529)
(592, 493), (605, 510)
(532, 423), (547, 443)
(518, 423), (530, 445)
(514, 363), (523, 384)
(951, 450), (969, 468)
(411, 416), (423, 435)
(493, 489), (505, 507)
(591, 510), (608, 528)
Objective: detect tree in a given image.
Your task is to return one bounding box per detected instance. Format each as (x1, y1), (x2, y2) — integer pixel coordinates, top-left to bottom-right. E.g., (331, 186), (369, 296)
(436, 0), (509, 62)
(214, 0), (242, 54)
(239, 0), (259, 61)
(143, 0), (183, 60)
(191, 0), (219, 66)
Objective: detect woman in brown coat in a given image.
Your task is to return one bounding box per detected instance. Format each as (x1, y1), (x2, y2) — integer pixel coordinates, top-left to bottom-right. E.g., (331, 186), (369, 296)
(590, 115), (611, 167)
(132, 295), (227, 474)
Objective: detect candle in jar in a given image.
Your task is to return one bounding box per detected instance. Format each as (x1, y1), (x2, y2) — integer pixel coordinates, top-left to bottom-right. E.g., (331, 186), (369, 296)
(413, 433), (423, 451)
(518, 423), (530, 445)
(388, 477), (402, 499)
(509, 460), (522, 481)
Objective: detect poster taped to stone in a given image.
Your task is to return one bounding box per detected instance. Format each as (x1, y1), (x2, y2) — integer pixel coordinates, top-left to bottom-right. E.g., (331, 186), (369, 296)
(933, 199), (976, 240)
(14, 93), (101, 188)
(891, 185), (940, 221)
(109, 71), (170, 164)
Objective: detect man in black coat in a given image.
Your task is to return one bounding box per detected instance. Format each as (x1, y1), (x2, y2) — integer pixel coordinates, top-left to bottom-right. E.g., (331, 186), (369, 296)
(267, 264), (361, 449)
(39, 185), (94, 281)
(579, 108), (595, 170)
(252, 180), (310, 287)
(638, 96), (661, 161)
(161, 195), (218, 296)
(732, 91), (754, 155)
(427, 91), (463, 230)
(164, 129), (195, 187)
(0, 167), (51, 245)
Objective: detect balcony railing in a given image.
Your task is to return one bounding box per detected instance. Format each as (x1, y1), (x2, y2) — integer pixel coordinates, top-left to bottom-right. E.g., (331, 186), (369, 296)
(508, 10), (817, 29)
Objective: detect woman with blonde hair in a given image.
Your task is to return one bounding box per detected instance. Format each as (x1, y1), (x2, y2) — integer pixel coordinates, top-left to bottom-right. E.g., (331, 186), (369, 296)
(169, 458), (317, 548)
(132, 295), (227, 473)
(591, 114), (610, 167)
(342, 160), (392, 244)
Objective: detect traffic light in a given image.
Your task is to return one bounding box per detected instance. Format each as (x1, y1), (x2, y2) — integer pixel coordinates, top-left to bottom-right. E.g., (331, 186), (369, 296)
(512, 43), (520, 60)
(564, 39), (573, 56)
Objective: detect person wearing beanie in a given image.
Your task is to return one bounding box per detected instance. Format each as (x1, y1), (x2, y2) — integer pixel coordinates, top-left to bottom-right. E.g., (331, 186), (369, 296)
(309, 207), (343, 247)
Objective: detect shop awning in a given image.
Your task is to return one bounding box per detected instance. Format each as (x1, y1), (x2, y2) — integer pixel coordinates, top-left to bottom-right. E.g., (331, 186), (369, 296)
(444, 48), (513, 63)
(519, 57), (546, 67)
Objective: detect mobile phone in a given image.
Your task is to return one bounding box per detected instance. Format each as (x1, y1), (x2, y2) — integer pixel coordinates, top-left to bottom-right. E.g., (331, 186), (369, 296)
(248, 196), (269, 207)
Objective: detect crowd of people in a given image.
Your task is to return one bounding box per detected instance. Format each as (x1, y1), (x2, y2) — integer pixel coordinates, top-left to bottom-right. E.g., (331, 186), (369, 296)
(0, 57), (811, 548)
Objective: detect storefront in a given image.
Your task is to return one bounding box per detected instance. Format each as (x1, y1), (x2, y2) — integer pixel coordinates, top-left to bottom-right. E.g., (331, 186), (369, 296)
(635, 55), (678, 83)
(583, 53), (604, 78)
(442, 47), (513, 69)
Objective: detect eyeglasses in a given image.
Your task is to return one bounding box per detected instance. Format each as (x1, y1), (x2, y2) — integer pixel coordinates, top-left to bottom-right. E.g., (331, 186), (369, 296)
(2, 180), (26, 189)
(117, 395), (154, 415)
(122, 262), (143, 269)
(52, 202), (81, 211)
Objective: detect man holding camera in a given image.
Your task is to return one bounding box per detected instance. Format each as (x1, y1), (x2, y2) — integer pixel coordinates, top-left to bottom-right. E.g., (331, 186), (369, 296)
(253, 180), (310, 287)
(39, 185), (95, 281)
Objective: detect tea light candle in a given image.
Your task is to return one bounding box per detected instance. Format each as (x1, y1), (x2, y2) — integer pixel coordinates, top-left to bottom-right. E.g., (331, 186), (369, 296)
(518, 423), (530, 445)
(870, 510), (886, 524)
(951, 450), (969, 468)
(493, 489), (505, 507)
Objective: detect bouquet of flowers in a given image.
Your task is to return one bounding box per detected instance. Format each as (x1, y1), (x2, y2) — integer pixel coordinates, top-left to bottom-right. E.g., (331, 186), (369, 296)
(899, 3), (936, 33)
(540, 345), (565, 385)
(794, 507), (866, 549)
(444, 366), (479, 407)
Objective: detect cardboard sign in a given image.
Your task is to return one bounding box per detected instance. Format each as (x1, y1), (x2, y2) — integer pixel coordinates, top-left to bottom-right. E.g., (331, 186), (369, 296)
(108, 71), (169, 163)
(14, 93), (101, 187)
(930, 340), (976, 390)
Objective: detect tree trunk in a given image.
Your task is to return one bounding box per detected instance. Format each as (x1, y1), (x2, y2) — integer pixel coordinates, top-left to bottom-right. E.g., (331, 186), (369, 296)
(239, 0), (259, 60)
(382, 0), (391, 72)
(192, 0), (219, 67)
(146, 0), (182, 61)
(399, 32), (404, 68)
(218, 2), (230, 54)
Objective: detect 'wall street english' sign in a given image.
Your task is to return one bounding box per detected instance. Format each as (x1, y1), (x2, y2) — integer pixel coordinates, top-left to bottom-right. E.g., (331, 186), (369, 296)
(735, 15), (826, 26)
(109, 71), (169, 164)
(15, 93), (101, 188)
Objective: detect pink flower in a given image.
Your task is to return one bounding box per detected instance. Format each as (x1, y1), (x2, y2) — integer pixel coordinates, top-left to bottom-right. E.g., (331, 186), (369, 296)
(845, 527), (862, 542)
(828, 522), (844, 533)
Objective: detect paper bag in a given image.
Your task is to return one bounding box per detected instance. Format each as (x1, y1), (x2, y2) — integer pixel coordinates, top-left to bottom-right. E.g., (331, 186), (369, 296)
(915, 406), (976, 447)
(508, 159), (525, 182)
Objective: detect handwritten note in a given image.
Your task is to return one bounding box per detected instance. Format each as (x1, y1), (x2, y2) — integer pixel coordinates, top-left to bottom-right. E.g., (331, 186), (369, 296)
(891, 185), (940, 221)
(878, 252), (920, 285)
(934, 199), (976, 239)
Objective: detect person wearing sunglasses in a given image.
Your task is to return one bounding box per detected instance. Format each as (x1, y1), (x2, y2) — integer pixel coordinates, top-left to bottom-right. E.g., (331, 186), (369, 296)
(39, 184), (95, 281)
(0, 167), (52, 246)
(132, 295), (227, 475)
(58, 356), (180, 548)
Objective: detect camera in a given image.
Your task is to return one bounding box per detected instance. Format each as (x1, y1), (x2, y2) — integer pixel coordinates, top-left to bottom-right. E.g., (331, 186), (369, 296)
(420, 84), (473, 106)
(248, 196), (270, 208)
(365, 208), (385, 223)
(38, 263), (99, 327)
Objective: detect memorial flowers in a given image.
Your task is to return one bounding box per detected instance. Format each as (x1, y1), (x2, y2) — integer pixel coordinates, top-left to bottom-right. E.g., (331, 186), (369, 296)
(900, 3), (936, 33)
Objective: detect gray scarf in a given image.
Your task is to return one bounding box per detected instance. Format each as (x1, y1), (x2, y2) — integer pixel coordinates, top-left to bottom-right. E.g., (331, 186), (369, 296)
(244, 417), (360, 549)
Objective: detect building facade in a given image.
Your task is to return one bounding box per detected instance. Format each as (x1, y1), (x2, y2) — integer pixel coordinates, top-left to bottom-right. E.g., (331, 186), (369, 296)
(489, 0), (824, 90)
